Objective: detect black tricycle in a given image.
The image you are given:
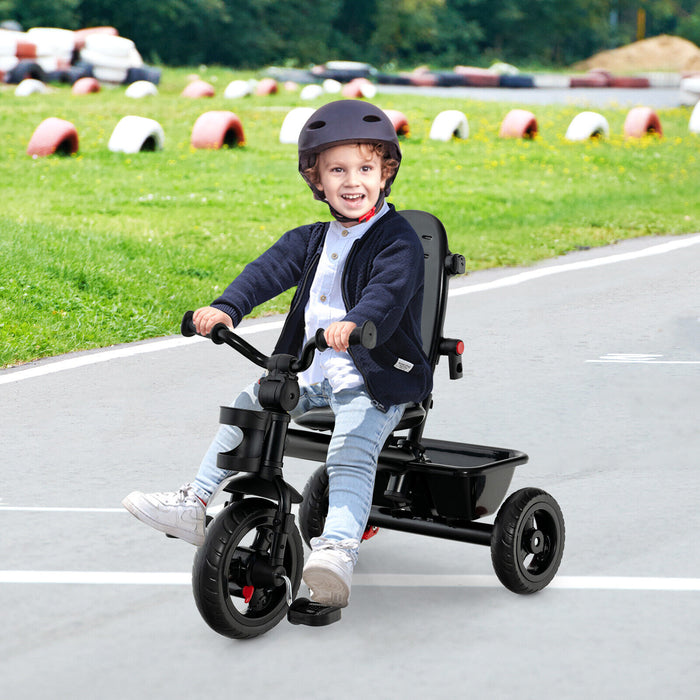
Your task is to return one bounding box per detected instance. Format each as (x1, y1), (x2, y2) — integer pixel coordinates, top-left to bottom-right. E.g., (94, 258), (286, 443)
(180, 210), (565, 639)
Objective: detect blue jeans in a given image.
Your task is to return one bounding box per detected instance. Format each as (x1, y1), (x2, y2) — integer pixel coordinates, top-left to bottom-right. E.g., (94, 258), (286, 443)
(193, 379), (406, 548)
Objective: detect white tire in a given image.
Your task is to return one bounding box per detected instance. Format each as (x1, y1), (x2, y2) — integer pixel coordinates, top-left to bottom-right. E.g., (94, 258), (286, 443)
(322, 78), (341, 93)
(300, 84), (324, 100)
(690, 101), (700, 134)
(680, 76), (700, 107)
(429, 110), (469, 141)
(0, 55), (19, 72)
(84, 34), (135, 57)
(80, 48), (132, 70)
(15, 78), (49, 96)
(125, 80), (158, 98)
(108, 116), (164, 153)
(92, 65), (128, 84)
(224, 79), (251, 99)
(565, 111), (610, 141)
(279, 107), (315, 144)
(0, 30), (18, 56)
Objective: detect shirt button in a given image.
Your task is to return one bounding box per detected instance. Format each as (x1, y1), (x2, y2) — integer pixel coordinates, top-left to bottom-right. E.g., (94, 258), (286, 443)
(320, 295), (327, 302)
(342, 230), (349, 237)
(331, 253), (338, 260)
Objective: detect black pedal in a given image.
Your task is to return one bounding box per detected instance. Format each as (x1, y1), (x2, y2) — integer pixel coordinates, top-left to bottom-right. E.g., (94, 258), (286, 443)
(287, 598), (342, 627)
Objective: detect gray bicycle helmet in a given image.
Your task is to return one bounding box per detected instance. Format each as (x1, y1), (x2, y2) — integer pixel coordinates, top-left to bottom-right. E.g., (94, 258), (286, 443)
(298, 100), (401, 222)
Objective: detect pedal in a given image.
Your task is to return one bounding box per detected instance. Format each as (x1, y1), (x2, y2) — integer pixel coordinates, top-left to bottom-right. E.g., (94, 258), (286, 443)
(287, 597), (342, 627)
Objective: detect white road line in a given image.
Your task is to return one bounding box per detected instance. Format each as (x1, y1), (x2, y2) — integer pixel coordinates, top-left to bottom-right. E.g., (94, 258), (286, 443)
(2, 235), (699, 386)
(451, 234), (700, 297)
(0, 320), (284, 386)
(0, 506), (126, 513)
(0, 571), (698, 591)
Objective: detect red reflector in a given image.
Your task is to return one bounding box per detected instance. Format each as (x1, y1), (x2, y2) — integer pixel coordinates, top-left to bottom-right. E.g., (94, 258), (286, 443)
(456, 341), (464, 355)
(242, 585), (255, 603)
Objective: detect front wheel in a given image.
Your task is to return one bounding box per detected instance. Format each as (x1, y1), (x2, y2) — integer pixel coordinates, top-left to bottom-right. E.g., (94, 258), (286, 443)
(298, 464), (329, 548)
(192, 498), (303, 639)
(491, 487), (565, 594)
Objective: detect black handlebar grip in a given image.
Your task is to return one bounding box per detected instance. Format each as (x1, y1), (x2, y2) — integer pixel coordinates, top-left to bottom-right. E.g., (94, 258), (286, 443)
(181, 311), (196, 337)
(314, 321), (377, 351)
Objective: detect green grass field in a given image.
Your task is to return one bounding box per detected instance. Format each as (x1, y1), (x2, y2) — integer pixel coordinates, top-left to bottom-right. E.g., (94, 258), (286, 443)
(1, 66), (698, 367)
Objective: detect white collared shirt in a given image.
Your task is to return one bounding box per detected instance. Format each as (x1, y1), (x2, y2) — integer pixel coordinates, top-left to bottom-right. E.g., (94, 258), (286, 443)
(299, 202), (389, 390)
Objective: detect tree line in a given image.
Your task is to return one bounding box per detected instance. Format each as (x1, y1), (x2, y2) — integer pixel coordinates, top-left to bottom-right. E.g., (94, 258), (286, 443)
(3, 0), (700, 69)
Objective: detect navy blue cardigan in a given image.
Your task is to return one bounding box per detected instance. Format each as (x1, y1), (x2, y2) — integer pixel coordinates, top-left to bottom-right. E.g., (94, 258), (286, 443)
(211, 205), (432, 410)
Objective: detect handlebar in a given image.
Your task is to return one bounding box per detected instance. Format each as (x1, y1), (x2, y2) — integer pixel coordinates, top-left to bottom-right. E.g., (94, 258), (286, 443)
(181, 311), (376, 373)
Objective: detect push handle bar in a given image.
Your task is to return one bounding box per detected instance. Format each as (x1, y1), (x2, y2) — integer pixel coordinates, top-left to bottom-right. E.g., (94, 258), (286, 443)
(181, 311), (376, 373)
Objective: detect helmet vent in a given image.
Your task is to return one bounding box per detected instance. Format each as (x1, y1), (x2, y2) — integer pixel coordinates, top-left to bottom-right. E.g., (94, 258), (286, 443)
(363, 115), (381, 122)
(308, 120), (326, 130)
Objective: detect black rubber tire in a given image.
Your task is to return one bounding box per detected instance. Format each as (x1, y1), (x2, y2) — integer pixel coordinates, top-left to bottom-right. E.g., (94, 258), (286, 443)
(192, 497), (303, 639)
(491, 487), (565, 594)
(298, 464), (329, 548)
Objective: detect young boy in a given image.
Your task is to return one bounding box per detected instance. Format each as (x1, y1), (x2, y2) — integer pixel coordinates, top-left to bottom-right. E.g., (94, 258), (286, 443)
(122, 100), (431, 608)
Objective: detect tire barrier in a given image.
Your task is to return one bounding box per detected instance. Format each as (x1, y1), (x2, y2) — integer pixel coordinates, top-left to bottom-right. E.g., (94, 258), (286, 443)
(383, 109), (410, 137)
(73, 26), (118, 51)
(300, 84), (324, 100)
(26, 27), (75, 65)
(191, 111), (245, 149)
(5, 59), (46, 84)
(429, 110), (469, 141)
(570, 72), (609, 88)
(15, 78), (49, 96)
(565, 111), (610, 141)
(454, 66), (500, 87)
(71, 76), (100, 95)
(499, 109), (538, 139)
(125, 80), (158, 98)
(322, 78), (341, 93)
(279, 107), (315, 144)
(224, 79), (252, 99)
(690, 101), (700, 134)
(609, 76), (650, 88)
(80, 33), (142, 84)
(499, 75), (535, 88)
(108, 116), (164, 153)
(255, 77), (278, 95)
(680, 76), (700, 107)
(125, 65), (161, 85)
(341, 77), (376, 99)
(27, 117), (79, 157)
(182, 79), (215, 98)
(623, 107), (662, 138)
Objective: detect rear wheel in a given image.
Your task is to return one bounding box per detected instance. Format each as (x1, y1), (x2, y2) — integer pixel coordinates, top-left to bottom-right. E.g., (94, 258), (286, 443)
(192, 498), (303, 639)
(491, 488), (565, 594)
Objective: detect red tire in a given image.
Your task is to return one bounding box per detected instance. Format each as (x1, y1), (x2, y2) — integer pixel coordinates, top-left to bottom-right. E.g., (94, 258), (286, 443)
(383, 109), (410, 137)
(191, 111), (245, 149)
(27, 118), (79, 157)
(499, 109), (538, 138)
(623, 107), (662, 138)
(16, 41), (37, 59)
(454, 66), (500, 87)
(610, 76), (650, 88)
(255, 77), (278, 96)
(71, 76), (100, 95)
(182, 79), (215, 98)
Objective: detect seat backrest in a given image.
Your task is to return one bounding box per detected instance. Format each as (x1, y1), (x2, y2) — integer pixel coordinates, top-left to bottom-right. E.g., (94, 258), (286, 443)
(398, 210), (450, 371)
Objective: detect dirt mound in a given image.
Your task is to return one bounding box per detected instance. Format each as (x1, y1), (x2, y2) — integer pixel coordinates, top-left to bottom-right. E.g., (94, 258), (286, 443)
(573, 34), (700, 73)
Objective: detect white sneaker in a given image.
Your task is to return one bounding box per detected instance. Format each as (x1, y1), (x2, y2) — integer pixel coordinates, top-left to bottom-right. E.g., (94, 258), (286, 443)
(302, 539), (356, 608)
(122, 484), (205, 546)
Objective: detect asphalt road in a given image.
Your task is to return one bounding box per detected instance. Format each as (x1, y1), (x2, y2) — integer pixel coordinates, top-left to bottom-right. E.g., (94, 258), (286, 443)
(1, 233), (699, 699)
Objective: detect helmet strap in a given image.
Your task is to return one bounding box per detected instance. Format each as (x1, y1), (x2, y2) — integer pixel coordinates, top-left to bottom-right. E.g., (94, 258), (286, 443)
(326, 192), (385, 225)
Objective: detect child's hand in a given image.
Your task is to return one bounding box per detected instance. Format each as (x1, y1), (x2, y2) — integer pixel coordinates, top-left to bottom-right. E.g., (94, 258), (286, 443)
(192, 306), (233, 336)
(324, 321), (357, 352)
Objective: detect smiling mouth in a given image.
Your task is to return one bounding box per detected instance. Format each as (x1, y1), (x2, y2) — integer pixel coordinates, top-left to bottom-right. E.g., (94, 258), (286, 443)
(342, 193), (365, 202)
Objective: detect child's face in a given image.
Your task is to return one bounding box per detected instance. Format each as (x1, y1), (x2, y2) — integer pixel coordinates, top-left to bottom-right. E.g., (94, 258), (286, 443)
(316, 144), (386, 225)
